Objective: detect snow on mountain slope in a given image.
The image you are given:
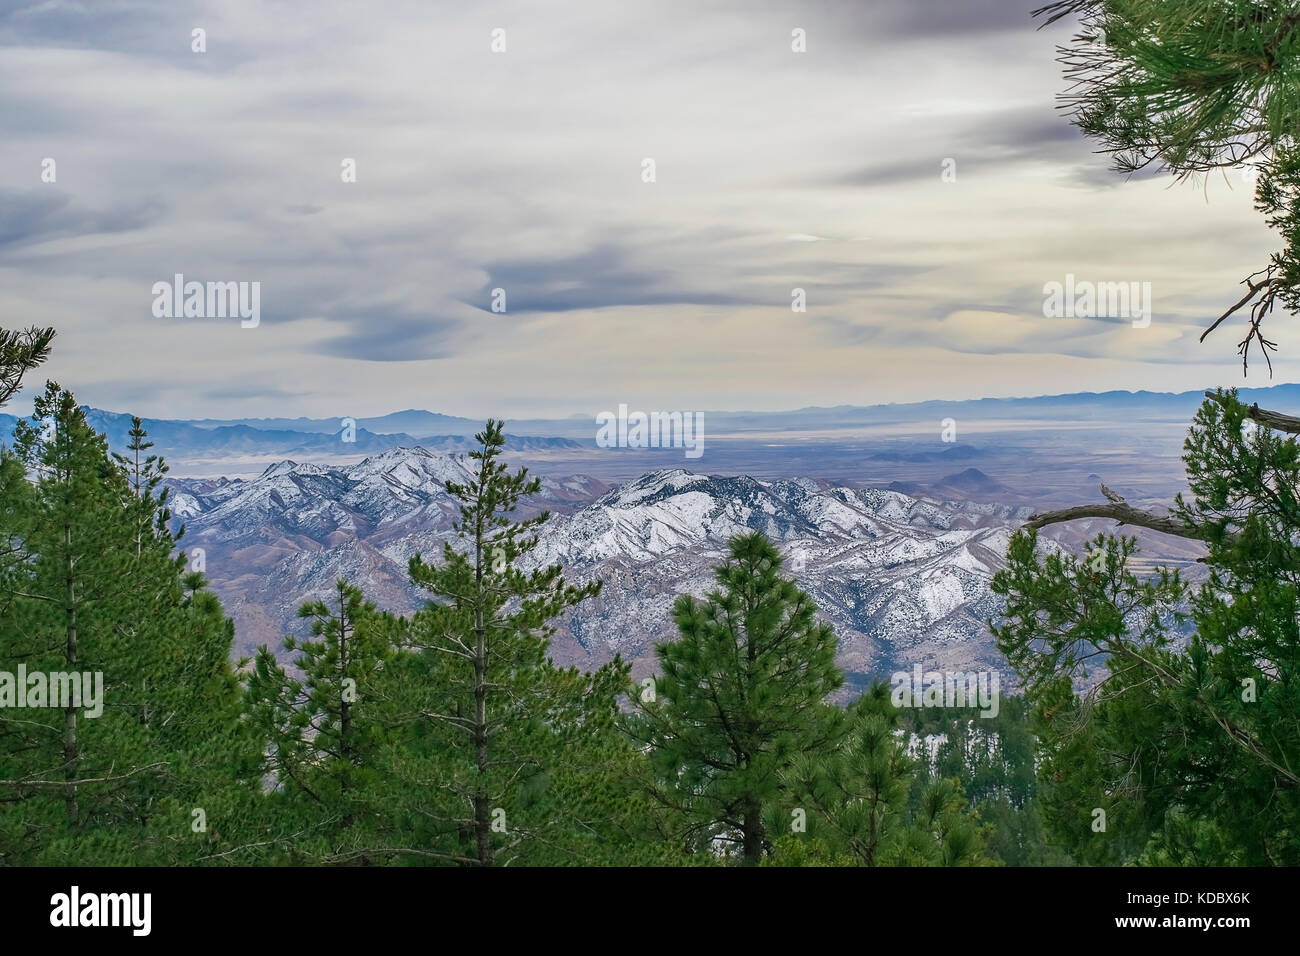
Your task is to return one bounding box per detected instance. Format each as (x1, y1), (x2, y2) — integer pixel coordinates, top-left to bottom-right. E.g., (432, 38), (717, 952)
(168, 450), (1032, 688)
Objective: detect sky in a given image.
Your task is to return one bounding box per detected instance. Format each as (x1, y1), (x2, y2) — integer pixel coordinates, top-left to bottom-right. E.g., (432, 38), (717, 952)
(1, 0), (1294, 421)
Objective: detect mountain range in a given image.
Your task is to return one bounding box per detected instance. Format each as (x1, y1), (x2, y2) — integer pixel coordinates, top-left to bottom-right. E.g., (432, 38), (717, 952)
(1, 388), (1229, 686)
(4, 384), (1298, 478)
(166, 446), (1050, 690)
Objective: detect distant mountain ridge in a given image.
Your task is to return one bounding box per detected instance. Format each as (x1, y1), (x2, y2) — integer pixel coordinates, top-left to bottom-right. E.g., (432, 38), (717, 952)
(166, 446), (1039, 688)
(0, 407), (583, 465)
(174, 409), (481, 436)
(5, 382), (1297, 449)
(168, 382), (1300, 434)
(1, 383), (1292, 488)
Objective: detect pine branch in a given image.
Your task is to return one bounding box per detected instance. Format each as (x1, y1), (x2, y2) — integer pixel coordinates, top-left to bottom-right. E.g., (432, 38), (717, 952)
(1204, 389), (1300, 434)
(0, 325), (55, 409)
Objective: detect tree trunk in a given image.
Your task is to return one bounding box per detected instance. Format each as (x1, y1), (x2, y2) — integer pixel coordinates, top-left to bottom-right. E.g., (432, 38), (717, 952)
(473, 499), (491, 866)
(63, 513), (79, 826)
(742, 798), (765, 864)
(338, 585), (353, 828)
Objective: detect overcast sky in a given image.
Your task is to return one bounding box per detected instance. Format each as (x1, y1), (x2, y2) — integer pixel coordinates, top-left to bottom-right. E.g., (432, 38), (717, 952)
(0, 0), (1291, 420)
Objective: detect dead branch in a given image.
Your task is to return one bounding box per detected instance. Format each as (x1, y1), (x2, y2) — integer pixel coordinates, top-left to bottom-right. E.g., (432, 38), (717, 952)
(0, 762), (168, 790)
(1024, 486), (1208, 542)
(1204, 390), (1300, 435)
(1022, 485), (1235, 557)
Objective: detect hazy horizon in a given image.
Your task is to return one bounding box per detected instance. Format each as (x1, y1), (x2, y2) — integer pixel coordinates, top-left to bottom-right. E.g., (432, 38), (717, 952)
(6, 378), (1299, 425)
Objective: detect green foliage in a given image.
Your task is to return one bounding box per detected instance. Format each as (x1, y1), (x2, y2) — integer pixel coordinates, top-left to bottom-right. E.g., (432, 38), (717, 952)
(905, 695), (1072, 866)
(628, 531), (846, 864)
(763, 834), (855, 867)
(1038, 0), (1300, 175)
(1036, 0), (1300, 367)
(992, 390), (1300, 864)
(0, 325), (54, 409)
(364, 419), (640, 866)
(1255, 140), (1300, 319)
(3, 392), (1219, 868)
(777, 683), (990, 867)
(242, 580), (398, 863)
(0, 385), (256, 865)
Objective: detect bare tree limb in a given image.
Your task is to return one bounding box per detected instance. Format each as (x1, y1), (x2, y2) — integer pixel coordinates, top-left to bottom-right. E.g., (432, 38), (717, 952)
(0, 762), (167, 790)
(1024, 489), (1209, 542)
(1200, 268), (1279, 345)
(1204, 389), (1300, 435)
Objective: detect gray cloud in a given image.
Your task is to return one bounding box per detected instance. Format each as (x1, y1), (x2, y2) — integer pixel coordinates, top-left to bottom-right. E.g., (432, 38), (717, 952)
(713, 0), (1039, 42)
(0, 188), (164, 248)
(479, 243), (767, 313)
(0, 0), (251, 65)
(820, 107), (1090, 188)
(0, 0), (1271, 420)
(312, 309), (463, 363)
(873, 0), (1043, 37)
(199, 383), (313, 402)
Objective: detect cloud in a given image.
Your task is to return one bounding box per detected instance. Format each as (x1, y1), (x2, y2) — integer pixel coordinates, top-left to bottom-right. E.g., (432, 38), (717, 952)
(819, 107), (1091, 188)
(311, 309), (464, 363)
(478, 242), (768, 313)
(0, 0), (1277, 419)
(872, 0), (1042, 37)
(0, 188), (164, 248)
(0, 0), (252, 65)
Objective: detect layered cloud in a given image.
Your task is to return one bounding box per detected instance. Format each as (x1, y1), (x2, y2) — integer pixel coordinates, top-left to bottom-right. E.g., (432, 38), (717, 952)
(0, 0), (1285, 419)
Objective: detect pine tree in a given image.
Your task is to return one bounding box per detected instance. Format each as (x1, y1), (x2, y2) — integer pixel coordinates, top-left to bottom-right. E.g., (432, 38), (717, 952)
(0, 387), (254, 864)
(112, 415), (168, 560)
(1035, 1), (1300, 368)
(907, 695), (1068, 866)
(628, 530), (845, 865)
(993, 389), (1300, 864)
(772, 682), (989, 867)
(371, 419), (627, 866)
(242, 580), (395, 862)
(0, 385), (140, 843)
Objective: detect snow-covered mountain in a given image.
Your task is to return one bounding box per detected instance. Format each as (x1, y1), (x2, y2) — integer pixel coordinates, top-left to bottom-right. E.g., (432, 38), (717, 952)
(168, 448), (1034, 689)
